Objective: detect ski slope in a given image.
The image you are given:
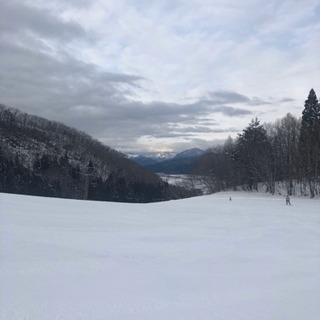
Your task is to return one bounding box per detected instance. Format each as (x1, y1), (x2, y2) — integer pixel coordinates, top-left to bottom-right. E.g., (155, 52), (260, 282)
(1, 192), (319, 320)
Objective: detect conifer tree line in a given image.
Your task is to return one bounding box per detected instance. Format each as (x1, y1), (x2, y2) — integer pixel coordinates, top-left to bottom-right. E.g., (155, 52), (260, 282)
(192, 89), (320, 197)
(0, 146), (197, 202)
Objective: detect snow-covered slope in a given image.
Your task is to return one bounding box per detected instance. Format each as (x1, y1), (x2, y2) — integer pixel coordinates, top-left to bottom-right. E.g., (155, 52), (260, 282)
(1, 192), (319, 320)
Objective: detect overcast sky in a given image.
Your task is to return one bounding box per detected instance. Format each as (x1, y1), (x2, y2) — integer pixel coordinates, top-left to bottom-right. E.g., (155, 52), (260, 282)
(1, 0), (319, 154)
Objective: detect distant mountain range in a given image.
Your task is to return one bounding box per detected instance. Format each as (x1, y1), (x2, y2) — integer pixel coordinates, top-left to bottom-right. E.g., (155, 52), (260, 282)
(131, 148), (205, 174)
(172, 148), (205, 159)
(131, 155), (159, 166)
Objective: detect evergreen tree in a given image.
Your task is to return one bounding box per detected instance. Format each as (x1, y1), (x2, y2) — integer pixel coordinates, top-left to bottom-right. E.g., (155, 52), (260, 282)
(302, 89), (319, 127)
(299, 89), (320, 197)
(233, 118), (273, 191)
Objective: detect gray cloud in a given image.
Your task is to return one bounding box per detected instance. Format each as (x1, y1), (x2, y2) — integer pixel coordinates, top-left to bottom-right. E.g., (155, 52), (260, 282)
(206, 90), (271, 107)
(0, 1), (88, 42)
(174, 126), (215, 134)
(248, 97), (272, 106)
(1, 0), (310, 153)
(208, 90), (250, 104)
(0, 30), (255, 152)
(279, 97), (295, 103)
(211, 106), (252, 116)
(0, 40), (143, 111)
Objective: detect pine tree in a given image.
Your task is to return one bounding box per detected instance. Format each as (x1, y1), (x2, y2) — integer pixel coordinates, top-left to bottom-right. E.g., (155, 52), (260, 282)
(299, 89), (320, 197)
(302, 89), (319, 127)
(233, 118), (273, 191)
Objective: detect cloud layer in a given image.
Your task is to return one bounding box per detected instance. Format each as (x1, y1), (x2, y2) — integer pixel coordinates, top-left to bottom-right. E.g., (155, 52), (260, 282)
(1, 0), (319, 152)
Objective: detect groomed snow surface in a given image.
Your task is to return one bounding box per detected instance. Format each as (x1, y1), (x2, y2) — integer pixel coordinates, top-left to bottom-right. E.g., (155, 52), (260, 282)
(1, 192), (319, 320)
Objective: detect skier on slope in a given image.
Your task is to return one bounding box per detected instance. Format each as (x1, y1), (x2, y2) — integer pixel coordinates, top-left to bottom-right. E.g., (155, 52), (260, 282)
(286, 195), (291, 205)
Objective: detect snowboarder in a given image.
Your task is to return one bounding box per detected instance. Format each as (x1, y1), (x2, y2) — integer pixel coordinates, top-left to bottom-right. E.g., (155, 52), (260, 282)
(286, 195), (291, 205)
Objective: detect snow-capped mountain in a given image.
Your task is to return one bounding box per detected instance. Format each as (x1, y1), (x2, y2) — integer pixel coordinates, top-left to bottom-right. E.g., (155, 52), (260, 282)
(129, 148), (205, 174)
(129, 155), (159, 166)
(142, 148), (205, 174)
(129, 151), (176, 162)
(173, 148), (205, 159)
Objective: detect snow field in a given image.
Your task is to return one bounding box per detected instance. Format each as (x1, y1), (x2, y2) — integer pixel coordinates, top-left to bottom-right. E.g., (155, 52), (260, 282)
(0, 192), (319, 320)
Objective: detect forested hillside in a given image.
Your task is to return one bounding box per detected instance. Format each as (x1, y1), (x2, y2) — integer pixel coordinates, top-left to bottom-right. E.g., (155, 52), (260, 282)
(192, 89), (320, 197)
(0, 104), (196, 202)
